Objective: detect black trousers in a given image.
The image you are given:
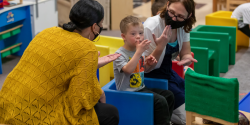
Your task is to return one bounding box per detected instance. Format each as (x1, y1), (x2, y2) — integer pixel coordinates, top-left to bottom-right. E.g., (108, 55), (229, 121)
(239, 24), (250, 37)
(94, 103), (119, 125)
(137, 87), (175, 125)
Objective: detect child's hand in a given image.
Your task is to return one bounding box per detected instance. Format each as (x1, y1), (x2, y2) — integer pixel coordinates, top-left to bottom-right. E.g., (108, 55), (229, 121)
(136, 39), (151, 54)
(145, 55), (157, 66)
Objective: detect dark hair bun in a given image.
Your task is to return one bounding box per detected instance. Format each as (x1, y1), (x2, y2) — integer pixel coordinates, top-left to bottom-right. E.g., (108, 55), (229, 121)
(63, 0), (104, 32)
(62, 22), (77, 32)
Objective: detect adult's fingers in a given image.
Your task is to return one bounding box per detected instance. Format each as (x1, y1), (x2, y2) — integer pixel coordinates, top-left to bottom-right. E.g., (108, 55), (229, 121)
(110, 54), (121, 60)
(162, 25), (169, 36)
(145, 40), (151, 45)
(191, 58), (198, 63)
(177, 59), (190, 66)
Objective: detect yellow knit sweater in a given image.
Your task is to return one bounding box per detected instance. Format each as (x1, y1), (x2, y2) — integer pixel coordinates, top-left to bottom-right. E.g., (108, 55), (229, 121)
(0, 27), (102, 125)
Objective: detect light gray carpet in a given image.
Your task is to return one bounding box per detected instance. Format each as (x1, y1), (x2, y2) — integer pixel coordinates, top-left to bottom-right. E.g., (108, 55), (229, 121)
(0, 56), (20, 89)
(223, 47), (250, 100)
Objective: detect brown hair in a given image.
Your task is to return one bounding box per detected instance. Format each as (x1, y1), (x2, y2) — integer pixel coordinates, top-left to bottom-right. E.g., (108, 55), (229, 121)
(151, 0), (167, 16)
(159, 0), (196, 33)
(120, 16), (143, 34)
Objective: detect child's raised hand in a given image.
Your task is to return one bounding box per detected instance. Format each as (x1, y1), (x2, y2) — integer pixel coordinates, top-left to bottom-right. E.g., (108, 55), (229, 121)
(136, 39), (151, 54)
(145, 55), (157, 66)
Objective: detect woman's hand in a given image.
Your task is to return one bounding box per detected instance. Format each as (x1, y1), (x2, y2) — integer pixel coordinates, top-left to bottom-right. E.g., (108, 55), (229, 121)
(177, 56), (197, 66)
(152, 25), (172, 48)
(99, 89), (106, 103)
(178, 42), (197, 66)
(98, 52), (121, 69)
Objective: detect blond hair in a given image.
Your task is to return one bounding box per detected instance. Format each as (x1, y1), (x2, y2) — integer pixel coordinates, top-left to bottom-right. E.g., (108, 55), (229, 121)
(120, 16), (143, 34)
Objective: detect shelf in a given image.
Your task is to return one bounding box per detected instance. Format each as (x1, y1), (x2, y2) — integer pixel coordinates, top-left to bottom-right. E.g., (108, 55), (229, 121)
(0, 24), (23, 40)
(1, 43), (22, 58)
(11, 28), (21, 36)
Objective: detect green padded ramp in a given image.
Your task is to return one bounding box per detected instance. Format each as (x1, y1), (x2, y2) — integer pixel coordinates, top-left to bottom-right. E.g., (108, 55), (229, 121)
(191, 47), (209, 75)
(190, 38), (220, 77)
(191, 32), (230, 73)
(191, 25), (236, 65)
(185, 69), (239, 123)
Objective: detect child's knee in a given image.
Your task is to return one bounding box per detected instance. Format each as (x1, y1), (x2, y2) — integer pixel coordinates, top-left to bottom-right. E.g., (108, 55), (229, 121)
(162, 90), (174, 100)
(169, 91), (175, 100)
(155, 95), (168, 108)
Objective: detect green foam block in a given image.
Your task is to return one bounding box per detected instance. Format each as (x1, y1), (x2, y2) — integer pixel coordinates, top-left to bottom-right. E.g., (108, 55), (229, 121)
(185, 69), (239, 123)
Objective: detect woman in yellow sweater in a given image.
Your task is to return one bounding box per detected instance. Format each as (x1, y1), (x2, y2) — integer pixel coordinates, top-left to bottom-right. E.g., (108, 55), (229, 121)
(0, 0), (120, 124)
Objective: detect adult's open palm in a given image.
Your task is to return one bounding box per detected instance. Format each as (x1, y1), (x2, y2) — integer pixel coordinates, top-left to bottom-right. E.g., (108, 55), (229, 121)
(177, 57), (197, 66)
(98, 52), (121, 68)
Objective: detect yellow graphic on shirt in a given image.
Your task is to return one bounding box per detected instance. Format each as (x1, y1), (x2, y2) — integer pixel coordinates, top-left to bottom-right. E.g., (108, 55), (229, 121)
(129, 56), (144, 88)
(130, 73), (142, 87)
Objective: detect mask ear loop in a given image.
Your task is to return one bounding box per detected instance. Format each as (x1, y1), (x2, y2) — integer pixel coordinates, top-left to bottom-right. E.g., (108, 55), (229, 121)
(88, 32), (91, 40)
(93, 32), (100, 42)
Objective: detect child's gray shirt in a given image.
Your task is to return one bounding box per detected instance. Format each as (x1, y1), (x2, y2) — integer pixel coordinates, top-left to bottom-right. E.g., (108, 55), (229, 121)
(113, 47), (145, 91)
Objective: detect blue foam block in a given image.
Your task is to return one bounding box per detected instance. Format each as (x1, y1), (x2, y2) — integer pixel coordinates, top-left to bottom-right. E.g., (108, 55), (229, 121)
(239, 92), (250, 113)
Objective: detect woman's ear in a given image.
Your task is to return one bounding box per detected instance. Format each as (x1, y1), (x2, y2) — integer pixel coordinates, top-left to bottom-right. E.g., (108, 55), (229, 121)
(91, 23), (97, 33)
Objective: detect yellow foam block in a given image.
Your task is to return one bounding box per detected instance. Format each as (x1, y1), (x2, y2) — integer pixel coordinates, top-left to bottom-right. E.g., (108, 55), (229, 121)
(206, 11), (249, 51)
(94, 35), (124, 78)
(96, 45), (111, 87)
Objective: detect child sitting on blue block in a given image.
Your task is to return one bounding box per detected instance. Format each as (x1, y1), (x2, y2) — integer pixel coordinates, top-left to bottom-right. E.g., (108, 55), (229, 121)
(113, 15), (175, 125)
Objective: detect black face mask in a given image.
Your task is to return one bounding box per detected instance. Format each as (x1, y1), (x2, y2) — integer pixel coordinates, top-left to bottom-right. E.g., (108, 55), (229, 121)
(165, 11), (186, 29)
(93, 23), (103, 40)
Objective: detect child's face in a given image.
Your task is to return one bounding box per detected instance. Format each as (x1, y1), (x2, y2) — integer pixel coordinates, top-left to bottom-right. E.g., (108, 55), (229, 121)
(122, 24), (144, 48)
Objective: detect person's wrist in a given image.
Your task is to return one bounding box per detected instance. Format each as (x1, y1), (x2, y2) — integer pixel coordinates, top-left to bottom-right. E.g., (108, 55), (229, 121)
(136, 49), (143, 55)
(156, 44), (165, 51)
(157, 38), (168, 46)
(181, 54), (192, 60)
